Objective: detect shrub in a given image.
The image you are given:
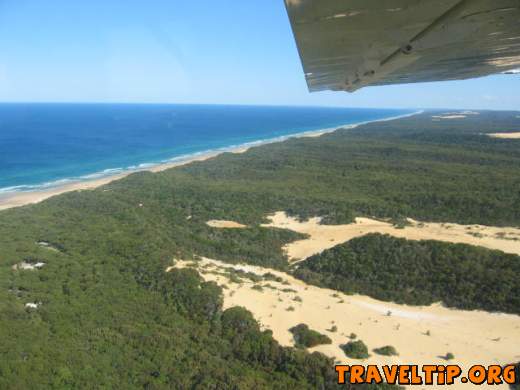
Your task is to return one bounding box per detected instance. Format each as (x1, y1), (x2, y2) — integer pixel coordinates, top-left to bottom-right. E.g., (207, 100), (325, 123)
(341, 340), (369, 359)
(443, 352), (455, 361)
(327, 325), (338, 333)
(289, 324), (332, 348)
(373, 346), (399, 356)
(263, 272), (284, 283)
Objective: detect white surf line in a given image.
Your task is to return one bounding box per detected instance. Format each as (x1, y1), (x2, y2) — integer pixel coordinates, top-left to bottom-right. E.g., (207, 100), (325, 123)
(0, 110), (423, 211)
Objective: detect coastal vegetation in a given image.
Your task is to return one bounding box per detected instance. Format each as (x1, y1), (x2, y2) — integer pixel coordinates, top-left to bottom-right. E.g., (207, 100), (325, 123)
(0, 111), (519, 387)
(373, 346), (399, 357)
(295, 233), (520, 314)
(289, 323), (332, 348)
(341, 340), (370, 360)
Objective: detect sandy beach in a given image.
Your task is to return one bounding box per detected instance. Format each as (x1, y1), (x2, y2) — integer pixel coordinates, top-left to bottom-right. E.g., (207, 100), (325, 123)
(170, 257), (520, 390)
(0, 147), (245, 211)
(0, 111), (421, 212)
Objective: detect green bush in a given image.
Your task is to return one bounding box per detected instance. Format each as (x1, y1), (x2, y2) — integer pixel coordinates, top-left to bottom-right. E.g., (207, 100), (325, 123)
(373, 346), (399, 356)
(443, 352), (455, 361)
(289, 323), (332, 348)
(327, 325), (338, 333)
(341, 340), (370, 359)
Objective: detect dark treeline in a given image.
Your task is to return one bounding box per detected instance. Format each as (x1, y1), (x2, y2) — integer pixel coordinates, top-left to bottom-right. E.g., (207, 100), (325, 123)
(295, 233), (520, 314)
(1, 111), (519, 387)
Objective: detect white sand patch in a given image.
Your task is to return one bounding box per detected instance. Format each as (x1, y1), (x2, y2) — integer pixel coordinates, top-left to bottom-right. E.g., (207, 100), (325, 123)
(12, 262), (45, 271)
(168, 257), (520, 390)
(432, 111), (478, 120)
(37, 241), (60, 252)
(488, 132), (520, 139)
(432, 115), (467, 119)
(25, 302), (40, 309)
(262, 212), (520, 262)
(206, 220), (247, 229)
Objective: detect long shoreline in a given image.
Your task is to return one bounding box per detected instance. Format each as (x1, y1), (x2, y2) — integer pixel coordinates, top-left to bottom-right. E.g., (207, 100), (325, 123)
(0, 110), (422, 211)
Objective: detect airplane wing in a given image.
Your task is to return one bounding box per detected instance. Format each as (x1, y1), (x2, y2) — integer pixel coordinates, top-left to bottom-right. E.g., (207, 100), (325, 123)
(284, 0), (520, 92)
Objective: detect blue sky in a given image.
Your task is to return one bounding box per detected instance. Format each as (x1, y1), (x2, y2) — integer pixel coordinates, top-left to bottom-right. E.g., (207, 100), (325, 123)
(0, 0), (518, 110)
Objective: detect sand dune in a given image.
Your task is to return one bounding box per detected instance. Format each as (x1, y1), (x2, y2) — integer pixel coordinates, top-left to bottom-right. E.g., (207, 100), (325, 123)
(261, 212), (520, 262)
(170, 257), (520, 390)
(488, 132), (520, 139)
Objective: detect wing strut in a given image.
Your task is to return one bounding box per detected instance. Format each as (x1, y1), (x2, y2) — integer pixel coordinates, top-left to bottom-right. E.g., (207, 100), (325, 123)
(347, 0), (471, 91)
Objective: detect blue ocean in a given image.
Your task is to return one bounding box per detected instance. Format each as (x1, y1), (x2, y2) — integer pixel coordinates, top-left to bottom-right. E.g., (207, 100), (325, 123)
(0, 104), (412, 193)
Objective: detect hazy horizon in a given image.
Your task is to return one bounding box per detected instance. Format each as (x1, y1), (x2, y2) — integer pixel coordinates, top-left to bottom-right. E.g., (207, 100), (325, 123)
(0, 1), (518, 110)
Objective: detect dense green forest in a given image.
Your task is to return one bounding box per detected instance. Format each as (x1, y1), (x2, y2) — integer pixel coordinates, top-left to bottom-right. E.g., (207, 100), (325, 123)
(295, 233), (520, 314)
(0, 111), (519, 388)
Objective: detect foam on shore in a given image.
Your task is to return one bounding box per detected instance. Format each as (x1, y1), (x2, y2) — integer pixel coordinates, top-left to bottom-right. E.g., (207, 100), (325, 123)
(0, 111), (422, 211)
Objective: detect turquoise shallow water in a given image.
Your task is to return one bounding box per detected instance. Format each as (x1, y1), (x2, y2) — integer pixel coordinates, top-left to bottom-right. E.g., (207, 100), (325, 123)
(0, 104), (413, 192)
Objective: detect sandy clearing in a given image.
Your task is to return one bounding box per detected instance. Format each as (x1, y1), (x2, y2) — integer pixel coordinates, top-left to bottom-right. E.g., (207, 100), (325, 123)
(432, 111), (479, 120)
(206, 220), (247, 229)
(488, 132), (520, 139)
(262, 212), (520, 262)
(12, 262), (45, 271)
(37, 241), (61, 252)
(170, 257), (520, 389)
(432, 115), (467, 119)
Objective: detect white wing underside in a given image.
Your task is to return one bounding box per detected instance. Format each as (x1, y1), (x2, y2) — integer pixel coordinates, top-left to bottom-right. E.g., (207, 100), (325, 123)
(284, 0), (520, 92)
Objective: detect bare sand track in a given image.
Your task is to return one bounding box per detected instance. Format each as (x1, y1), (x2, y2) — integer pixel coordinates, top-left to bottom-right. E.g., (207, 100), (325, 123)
(169, 257), (520, 390)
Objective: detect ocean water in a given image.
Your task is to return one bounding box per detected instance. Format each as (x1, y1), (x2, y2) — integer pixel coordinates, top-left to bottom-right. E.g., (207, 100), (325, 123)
(0, 104), (412, 193)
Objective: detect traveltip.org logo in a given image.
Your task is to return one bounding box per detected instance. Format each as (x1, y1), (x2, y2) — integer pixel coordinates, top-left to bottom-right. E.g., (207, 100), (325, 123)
(336, 364), (519, 386)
